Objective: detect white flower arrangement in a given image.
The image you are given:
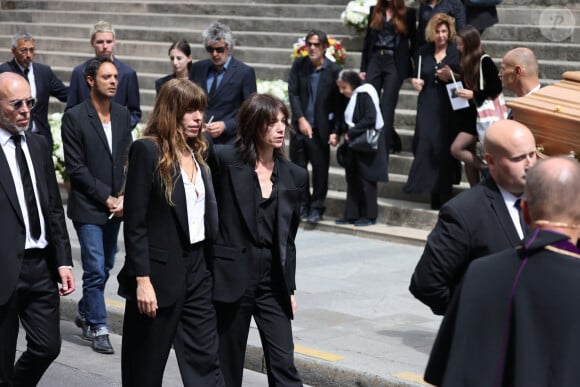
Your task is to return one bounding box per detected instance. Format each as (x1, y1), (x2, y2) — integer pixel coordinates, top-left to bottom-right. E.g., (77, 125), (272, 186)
(48, 112), (66, 182)
(257, 79), (289, 106)
(341, 0), (376, 31)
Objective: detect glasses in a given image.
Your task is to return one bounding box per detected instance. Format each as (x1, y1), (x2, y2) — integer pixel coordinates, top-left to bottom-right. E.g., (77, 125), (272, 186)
(306, 41), (322, 47)
(2, 98), (36, 110)
(18, 47), (35, 54)
(205, 46), (226, 54)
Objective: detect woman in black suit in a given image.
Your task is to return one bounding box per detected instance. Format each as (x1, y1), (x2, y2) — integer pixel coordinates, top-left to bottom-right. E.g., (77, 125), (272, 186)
(118, 79), (224, 387)
(360, 0), (416, 154)
(208, 93), (306, 387)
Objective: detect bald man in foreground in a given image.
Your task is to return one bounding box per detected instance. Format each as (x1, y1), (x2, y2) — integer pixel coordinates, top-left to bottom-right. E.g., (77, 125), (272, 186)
(425, 157), (580, 386)
(0, 72), (74, 385)
(410, 120), (537, 315)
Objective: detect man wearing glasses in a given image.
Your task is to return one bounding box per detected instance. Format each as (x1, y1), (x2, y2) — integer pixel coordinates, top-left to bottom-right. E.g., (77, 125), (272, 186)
(189, 22), (257, 144)
(0, 72), (75, 386)
(288, 30), (345, 224)
(0, 32), (68, 149)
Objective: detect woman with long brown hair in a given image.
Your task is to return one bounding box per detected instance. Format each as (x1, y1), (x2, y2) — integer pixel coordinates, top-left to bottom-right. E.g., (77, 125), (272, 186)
(360, 0), (416, 154)
(451, 25), (502, 186)
(118, 78), (224, 386)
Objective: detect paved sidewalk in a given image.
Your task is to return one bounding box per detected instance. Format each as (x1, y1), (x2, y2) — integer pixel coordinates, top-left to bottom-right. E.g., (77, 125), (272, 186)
(61, 215), (440, 387)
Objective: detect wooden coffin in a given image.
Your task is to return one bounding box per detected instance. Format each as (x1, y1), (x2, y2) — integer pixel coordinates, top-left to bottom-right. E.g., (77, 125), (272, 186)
(507, 71), (580, 158)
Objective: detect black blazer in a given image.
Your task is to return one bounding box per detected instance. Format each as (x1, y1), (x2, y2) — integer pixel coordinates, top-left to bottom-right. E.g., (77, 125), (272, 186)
(189, 57), (257, 144)
(208, 145), (307, 318)
(118, 138), (219, 307)
(0, 59), (68, 146)
(288, 56), (345, 141)
(0, 132), (72, 305)
(409, 176), (522, 315)
(154, 73), (175, 94)
(360, 6), (417, 80)
(61, 99), (132, 224)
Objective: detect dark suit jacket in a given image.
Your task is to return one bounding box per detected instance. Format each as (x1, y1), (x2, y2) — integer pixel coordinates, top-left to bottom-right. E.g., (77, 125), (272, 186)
(65, 57), (141, 129)
(154, 73), (175, 94)
(288, 56), (345, 142)
(208, 145), (307, 318)
(0, 131), (72, 305)
(409, 176), (522, 315)
(360, 6), (417, 80)
(0, 59), (68, 146)
(61, 99), (132, 225)
(118, 138), (218, 307)
(189, 57), (257, 144)
(425, 230), (580, 386)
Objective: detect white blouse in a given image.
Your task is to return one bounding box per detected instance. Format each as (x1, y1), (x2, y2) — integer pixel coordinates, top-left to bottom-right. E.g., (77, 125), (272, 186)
(181, 155), (206, 244)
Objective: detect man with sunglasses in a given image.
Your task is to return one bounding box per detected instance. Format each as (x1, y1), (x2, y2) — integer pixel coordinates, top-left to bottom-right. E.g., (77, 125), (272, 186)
(288, 30), (346, 224)
(189, 22), (256, 144)
(0, 32), (68, 149)
(0, 72), (75, 386)
(65, 21), (141, 129)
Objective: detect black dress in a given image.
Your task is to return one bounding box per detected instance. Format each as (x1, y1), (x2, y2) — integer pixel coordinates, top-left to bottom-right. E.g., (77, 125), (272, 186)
(404, 43), (461, 196)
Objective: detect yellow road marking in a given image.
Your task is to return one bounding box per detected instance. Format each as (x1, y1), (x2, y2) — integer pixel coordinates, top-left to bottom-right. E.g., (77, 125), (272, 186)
(294, 345), (344, 362)
(393, 372), (432, 385)
(105, 299), (125, 309)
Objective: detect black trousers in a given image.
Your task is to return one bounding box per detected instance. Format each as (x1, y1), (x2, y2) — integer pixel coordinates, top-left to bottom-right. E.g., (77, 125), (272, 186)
(344, 163), (378, 221)
(365, 52), (403, 154)
(215, 247), (302, 387)
(121, 244), (224, 387)
(0, 252), (61, 387)
(289, 132), (330, 212)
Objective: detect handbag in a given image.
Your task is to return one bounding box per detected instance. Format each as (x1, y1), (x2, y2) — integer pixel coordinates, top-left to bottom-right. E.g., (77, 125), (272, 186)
(348, 128), (381, 152)
(464, 0), (502, 7)
(476, 54), (507, 143)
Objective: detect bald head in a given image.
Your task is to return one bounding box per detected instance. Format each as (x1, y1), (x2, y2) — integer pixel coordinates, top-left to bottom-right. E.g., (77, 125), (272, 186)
(500, 47), (540, 97)
(484, 120), (537, 196)
(0, 72), (32, 135)
(524, 157), (580, 227)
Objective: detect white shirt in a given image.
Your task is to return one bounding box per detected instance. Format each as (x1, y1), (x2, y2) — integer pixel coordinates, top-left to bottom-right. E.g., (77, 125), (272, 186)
(0, 128), (48, 249)
(16, 62), (37, 131)
(102, 121), (113, 153)
(181, 155), (206, 244)
(498, 186), (525, 240)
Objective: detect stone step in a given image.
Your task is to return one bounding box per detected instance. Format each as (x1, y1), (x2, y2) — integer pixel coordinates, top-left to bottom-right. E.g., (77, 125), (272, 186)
(1, 1), (346, 19)
(0, 9), (354, 35)
(483, 23), (580, 44)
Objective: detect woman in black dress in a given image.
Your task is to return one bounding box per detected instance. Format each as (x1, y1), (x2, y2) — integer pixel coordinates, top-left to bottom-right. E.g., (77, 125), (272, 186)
(451, 25), (503, 186)
(154, 40), (193, 94)
(404, 13), (461, 210)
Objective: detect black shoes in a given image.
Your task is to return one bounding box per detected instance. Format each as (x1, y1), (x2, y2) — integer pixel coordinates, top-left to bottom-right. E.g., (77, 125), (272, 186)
(306, 209), (322, 224)
(74, 315), (94, 341)
(354, 218), (376, 227)
(92, 333), (114, 355)
(335, 218), (355, 225)
(299, 206), (309, 221)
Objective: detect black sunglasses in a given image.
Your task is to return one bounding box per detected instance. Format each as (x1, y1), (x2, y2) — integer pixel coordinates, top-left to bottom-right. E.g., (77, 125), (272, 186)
(205, 46), (226, 54)
(2, 97), (36, 110)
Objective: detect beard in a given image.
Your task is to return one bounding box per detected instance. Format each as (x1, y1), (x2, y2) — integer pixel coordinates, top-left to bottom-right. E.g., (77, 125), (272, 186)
(0, 108), (28, 134)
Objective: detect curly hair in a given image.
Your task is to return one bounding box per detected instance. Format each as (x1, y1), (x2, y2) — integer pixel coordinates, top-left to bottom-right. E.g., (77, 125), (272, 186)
(424, 13), (456, 43)
(144, 79), (208, 205)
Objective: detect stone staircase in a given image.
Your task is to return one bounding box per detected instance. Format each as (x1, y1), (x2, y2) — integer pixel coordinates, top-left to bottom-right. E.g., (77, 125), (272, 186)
(1, 0), (579, 242)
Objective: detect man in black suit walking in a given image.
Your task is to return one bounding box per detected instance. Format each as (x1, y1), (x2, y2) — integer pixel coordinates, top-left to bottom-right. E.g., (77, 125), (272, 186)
(189, 22), (257, 144)
(62, 57), (132, 354)
(0, 32), (68, 149)
(0, 72), (75, 386)
(288, 29), (345, 224)
(410, 120), (537, 315)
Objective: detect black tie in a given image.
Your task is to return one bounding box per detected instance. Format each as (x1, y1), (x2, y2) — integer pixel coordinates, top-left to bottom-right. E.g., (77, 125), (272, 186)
(12, 135), (41, 240)
(22, 67), (30, 83)
(209, 67), (224, 98)
(514, 198), (526, 236)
